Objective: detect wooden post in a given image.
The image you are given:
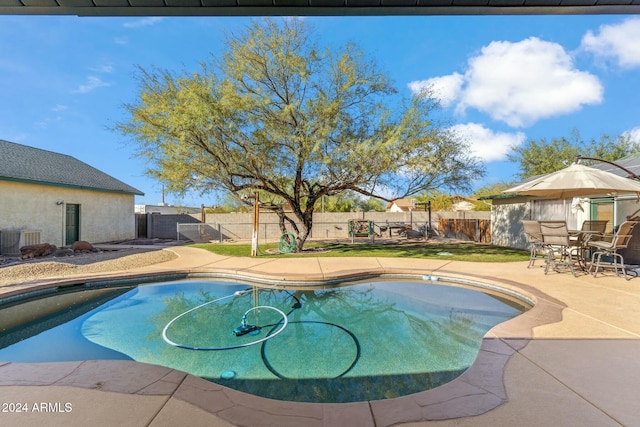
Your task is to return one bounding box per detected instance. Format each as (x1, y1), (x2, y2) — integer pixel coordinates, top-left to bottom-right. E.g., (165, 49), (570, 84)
(251, 192), (259, 257)
(201, 204), (205, 241)
(428, 201), (432, 237)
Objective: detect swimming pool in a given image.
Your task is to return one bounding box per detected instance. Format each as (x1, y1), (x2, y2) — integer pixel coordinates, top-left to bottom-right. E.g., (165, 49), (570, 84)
(0, 277), (528, 403)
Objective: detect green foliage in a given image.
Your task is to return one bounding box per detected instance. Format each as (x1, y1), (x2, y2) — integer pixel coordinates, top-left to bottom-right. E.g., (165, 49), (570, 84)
(205, 204), (246, 214)
(116, 18), (484, 251)
(358, 197), (386, 212)
(320, 193), (358, 212)
(471, 200), (492, 211)
(473, 181), (514, 199)
(509, 129), (640, 180)
(413, 187), (503, 212)
(317, 192), (385, 212)
(204, 192), (250, 213)
(471, 181), (514, 210)
(414, 190), (454, 211)
(587, 133), (640, 162)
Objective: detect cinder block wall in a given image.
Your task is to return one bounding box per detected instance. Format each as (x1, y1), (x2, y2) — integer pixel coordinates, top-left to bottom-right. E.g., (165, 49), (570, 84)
(145, 210), (490, 242)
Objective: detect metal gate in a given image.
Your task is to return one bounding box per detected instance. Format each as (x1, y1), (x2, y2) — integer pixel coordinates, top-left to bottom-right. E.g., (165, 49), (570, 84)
(136, 214), (148, 238)
(65, 204), (80, 245)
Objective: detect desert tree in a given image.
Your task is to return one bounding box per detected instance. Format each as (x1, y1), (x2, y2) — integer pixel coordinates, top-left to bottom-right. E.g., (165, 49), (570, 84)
(508, 129), (640, 180)
(115, 18), (483, 251)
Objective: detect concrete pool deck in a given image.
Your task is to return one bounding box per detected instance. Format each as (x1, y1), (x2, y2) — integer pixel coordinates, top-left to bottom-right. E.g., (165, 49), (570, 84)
(1, 245), (640, 427)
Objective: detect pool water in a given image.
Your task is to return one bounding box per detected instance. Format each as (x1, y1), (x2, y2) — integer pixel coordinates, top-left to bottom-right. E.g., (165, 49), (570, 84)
(0, 278), (526, 403)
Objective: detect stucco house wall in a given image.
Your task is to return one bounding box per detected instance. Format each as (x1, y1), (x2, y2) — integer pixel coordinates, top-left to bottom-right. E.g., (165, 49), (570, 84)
(489, 198), (531, 249)
(0, 181), (135, 247)
(490, 195), (593, 249)
(1, 140), (143, 251)
(386, 198), (415, 212)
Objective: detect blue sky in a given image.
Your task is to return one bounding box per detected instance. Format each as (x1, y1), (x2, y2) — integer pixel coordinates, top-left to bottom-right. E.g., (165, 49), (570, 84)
(2, 14), (640, 207)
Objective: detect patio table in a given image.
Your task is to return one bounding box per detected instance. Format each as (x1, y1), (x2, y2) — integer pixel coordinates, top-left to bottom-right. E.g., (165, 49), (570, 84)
(569, 229), (605, 271)
(385, 221), (410, 238)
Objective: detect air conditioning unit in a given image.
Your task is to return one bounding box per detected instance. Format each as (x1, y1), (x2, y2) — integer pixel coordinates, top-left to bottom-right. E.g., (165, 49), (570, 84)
(0, 229), (42, 256)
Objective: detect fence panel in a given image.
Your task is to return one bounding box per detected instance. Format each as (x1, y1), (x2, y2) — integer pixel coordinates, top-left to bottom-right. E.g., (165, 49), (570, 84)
(438, 219), (491, 243)
(177, 223), (220, 243)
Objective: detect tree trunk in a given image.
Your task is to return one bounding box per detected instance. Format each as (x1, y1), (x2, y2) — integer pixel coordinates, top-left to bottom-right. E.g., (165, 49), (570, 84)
(295, 208), (314, 252)
(296, 224), (311, 252)
(273, 205), (313, 252)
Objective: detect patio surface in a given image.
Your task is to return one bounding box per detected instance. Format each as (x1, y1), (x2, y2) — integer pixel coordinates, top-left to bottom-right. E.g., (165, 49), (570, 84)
(1, 245), (640, 427)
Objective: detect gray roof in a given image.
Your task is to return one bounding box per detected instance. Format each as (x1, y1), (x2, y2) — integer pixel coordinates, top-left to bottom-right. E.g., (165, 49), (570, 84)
(0, 139), (144, 196)
(587, 155), (640, 179)
(0, 1), (638, 16)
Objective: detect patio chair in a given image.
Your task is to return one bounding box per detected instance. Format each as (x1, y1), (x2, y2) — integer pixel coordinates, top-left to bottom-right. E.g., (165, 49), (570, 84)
(569, 220), (608, 268)
(587, 221), (638, 280)
(539, 220), (578, 276)
(578, 220), (608, 241)
(522, 220), (547, 268)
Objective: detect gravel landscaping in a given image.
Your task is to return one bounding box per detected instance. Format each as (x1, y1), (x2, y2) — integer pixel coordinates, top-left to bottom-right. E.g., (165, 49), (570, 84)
(0, 247), (178, 286)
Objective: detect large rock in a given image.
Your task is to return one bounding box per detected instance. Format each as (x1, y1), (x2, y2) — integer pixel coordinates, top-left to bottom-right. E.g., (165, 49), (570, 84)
(53, 248), (74, 257)
(20, 243), (57, 259)
(71, 240), (97, 253)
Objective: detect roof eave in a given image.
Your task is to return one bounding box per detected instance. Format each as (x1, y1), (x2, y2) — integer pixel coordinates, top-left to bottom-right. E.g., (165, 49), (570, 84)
(0, 176), (144, 197)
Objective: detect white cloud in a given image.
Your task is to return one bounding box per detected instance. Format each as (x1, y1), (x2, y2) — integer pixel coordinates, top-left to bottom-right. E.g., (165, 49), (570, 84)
(457, 38), (603, 127)
(73, 76), (112, 94)
(35, 115), (61, 128)
(413, 38), (603, 128)
(408, 73), (463, 108)
(123, 17), (164, 29)
(448, 122), (526, 162)
(581, 18), (640, 69)
(35, 105), (70, 128)
(622, 126), (640, 143)
(90, 64), (114, 74)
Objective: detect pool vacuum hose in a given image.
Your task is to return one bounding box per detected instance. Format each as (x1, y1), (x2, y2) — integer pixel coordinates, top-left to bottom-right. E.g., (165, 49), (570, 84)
(161, 291), (288, 351)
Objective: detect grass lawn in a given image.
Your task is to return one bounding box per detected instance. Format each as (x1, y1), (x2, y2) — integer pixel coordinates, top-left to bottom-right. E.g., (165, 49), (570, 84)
(189, 240), (529, 262)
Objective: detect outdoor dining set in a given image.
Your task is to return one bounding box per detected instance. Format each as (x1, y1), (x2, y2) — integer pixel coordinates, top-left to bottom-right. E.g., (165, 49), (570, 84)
(523, 219), (639, 280)
(499, 159), (640, 280)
